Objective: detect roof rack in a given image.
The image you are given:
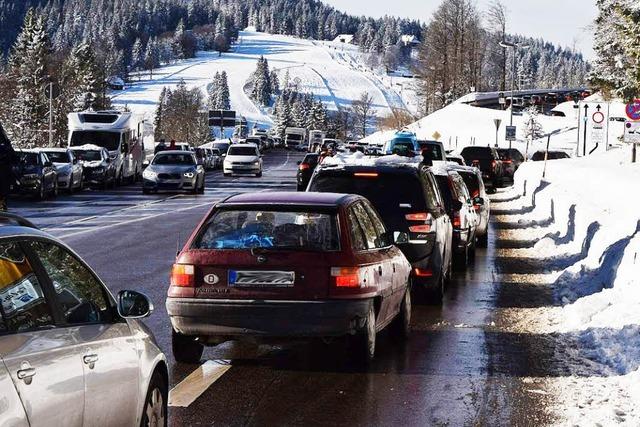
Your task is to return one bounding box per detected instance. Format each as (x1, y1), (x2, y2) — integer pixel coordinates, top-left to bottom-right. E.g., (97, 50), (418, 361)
(0, 213), (39, 230)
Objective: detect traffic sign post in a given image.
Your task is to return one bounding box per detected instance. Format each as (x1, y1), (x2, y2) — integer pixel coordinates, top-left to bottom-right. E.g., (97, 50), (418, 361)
(625, 121), (640, 163)
(208, 110), (236, 138)
(505, 125), (516, 147)
(493, 119), (501, 148)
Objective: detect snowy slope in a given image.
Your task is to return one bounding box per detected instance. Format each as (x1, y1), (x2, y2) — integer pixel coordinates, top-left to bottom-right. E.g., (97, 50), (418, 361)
(112, 30), (404, 132)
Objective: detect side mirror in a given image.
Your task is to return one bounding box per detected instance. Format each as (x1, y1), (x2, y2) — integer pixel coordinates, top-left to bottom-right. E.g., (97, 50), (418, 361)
(142, 160), (150, 169)
(117, 290), (153, 319)
(473, 197), (485, 206)
(393, 231), (409, 245)
(105, 157), (112, 164)
(122, 143), (129, 153)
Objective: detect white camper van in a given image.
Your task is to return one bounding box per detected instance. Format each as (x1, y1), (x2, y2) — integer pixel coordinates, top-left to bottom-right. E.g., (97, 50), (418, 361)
(68, 110), (145, 185)
(284, 127), (307, 150)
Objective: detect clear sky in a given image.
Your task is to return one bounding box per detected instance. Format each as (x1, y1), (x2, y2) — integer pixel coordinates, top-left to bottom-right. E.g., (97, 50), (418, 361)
(322, 0), (597, 59)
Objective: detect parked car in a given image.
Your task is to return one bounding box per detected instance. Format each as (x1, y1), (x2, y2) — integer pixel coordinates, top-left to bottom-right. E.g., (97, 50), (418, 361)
(459, 146), (504, 192)
(296, 153), (320, 191)
(166, 192), (412, 362)
(432, 168), (478, 268)
(13, 150), (58, 199)
(143, 150), (205, 194)
(448, 165), (490, 247)
(209, 148), (223, 169)
(417, 140), (447, 162)
(0, 212), (168, 427)
(382, 130), (420, 156)
(70, 145), (117, 190)
(446, 154), (466, 166)
(41, 148), (84, 193)
(194, 147), (209, 169)
(244, 137), (264, 153)
(531, 150), (571, 161)
(308, 156), (453, 300)
(212, 141), (231, 158)
(223, 144), (263, 177)
(496, 148), (525, 179)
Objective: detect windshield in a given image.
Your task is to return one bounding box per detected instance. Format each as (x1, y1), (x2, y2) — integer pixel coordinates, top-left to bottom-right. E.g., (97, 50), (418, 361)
(458, 171), (481, 198)
(420, 143), (444, 161)
(43, 151), (70, 163)
(461, 147), (494, 160)
(73, 150), (103, 162)
(213, 143), (229, 152)
(153, 153), (195, 165)
(228, 147), (258, 156)
(194, 210), (339, 251)
(70, 131), (121, 151)
(211, 149), (221, 155)
(17, 152), (38, 165)
(287, 134), (302, 141)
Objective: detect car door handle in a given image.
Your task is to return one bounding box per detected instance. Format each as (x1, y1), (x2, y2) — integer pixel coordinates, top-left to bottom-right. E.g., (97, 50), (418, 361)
(83, 354), (99, 365)
(17, 367), (36, 380)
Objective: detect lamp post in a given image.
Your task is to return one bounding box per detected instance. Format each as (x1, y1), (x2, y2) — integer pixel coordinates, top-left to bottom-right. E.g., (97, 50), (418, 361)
(499, 40), (530, 149)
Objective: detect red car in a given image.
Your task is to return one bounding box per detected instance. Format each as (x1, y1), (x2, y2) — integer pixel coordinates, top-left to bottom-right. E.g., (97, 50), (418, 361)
(166, 192), (412, 362)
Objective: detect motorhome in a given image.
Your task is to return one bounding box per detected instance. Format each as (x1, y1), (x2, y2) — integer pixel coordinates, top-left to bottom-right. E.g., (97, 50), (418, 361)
(308, 130), (325, 152)
(68, 110), (145, 185)
(285, 127), (307, 150)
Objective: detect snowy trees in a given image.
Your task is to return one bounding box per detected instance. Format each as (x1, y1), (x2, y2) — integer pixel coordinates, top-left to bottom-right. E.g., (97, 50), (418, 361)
(154, 87), (168, 141)
(207, 71), (231, 110)
(351, 92), (375, 138)
(155, 80), (205, 145)
(272, 88), (327, 138)
(522, 106), (545, 142)
(250, 56), (273, 106)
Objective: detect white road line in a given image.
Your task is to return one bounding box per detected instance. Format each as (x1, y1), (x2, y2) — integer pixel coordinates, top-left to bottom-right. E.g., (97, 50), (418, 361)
(168, 360), (231, 408)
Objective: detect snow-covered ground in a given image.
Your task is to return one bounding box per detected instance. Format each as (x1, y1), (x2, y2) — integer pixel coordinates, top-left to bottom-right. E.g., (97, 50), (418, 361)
(112, 30), (412, 135)
(491, 147), (640, 425)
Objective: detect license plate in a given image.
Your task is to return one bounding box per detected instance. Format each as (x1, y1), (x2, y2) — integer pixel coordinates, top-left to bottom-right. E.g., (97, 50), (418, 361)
(228, 270), (295, 287)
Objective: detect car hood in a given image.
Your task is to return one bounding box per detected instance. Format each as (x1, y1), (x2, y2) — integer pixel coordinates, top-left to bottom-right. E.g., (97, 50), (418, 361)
(148, 164), (197, 173)
(225, 155), (259, 162)
(54, 162), (72, 169)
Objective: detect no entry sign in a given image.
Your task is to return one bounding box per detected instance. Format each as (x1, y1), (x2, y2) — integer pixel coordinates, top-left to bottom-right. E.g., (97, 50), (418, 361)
(625, 100), (640, 121)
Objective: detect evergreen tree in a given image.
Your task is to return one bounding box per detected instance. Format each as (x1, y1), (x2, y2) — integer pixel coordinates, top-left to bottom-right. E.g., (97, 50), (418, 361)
(131, 38), (144, 72)
(218, 71), (230, 110)
(251, 56), (272, 106)
(154, 87), (168, 140)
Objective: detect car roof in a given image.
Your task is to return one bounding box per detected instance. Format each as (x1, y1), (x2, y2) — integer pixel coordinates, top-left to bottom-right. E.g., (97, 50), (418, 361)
(155, 150), (194, 155)
(220, 191), (358, 207)
(40, 147), (68, 152)
(15, 148), (40, 153)
(231, 143), (258, 147)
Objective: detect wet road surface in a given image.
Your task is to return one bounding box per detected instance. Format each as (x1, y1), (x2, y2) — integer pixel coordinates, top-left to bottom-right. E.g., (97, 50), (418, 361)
(11, 150), (561, 425)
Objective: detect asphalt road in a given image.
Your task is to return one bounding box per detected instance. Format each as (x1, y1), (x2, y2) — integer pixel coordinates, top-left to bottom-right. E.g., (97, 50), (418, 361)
(10, 149), (557, 426)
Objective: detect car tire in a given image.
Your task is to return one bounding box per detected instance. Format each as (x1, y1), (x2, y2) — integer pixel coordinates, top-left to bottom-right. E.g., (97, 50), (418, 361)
(256, 171), (262, 178)
(143, 188), (151, 195)
(197, 181), (205, 194)
(477, 232), (488, 248)
(352, 304), (376, 362)
(454, 244), (468, 271)
(68, 178), (74, 194)
(140, 370), (167, 427)
(391, 287), (411, 341)
(223, 173), (231, 177)
(172, 330), (203, 363)
(469, 233), (477, 260)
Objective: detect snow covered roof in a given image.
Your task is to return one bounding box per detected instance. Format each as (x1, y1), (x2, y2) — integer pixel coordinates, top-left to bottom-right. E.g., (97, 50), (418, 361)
(321, 152), (422, 168)
(333, 34), (354, 44)
(400, 35), (420, 46)
(69, 144), (105, 151)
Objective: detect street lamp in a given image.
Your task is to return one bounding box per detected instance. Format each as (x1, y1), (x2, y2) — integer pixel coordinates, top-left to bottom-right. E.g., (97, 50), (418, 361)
(500, 40), (530, 149)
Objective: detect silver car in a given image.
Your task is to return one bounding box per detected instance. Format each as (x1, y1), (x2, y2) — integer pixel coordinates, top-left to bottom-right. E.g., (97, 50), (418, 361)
(41, 148), (84, 193)
(142, 150), (205, 194)
(0, 213), (168, 427)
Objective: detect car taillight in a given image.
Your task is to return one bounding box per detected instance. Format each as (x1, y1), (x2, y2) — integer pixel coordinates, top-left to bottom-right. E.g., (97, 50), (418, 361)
(414, 268), (433, 277)
(354, 172), (378, 178)
(298, 163), (310, 171)
(502, 159), (512, 164)
(471, 190), (480, 198)
(409, 224), (431, 233)
(405, 212), (429, 221)
(331, 267), (361, 288)
(171, 264), (195, 287)
(453, 211), (461, 228)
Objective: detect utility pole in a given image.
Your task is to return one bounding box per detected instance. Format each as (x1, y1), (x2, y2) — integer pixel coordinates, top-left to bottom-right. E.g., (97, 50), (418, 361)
(48, 82), (54, 147)
(500, 40), (530, 150)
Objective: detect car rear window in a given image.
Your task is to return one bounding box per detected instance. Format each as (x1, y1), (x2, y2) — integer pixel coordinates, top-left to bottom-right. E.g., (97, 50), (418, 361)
(303, 154), (319, 165)
(228, 147), (258, 156)
(461, 147), (494, 160)
(194, 209), (340, 251)
(458, 171), (481, 198)
(153, 153), (195, 165)
(419, 142), (444, 161)
(17, 152), (39, 165)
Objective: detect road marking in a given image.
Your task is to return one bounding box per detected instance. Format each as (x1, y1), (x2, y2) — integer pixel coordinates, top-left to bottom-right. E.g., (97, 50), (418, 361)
(168, 360), (231, 407)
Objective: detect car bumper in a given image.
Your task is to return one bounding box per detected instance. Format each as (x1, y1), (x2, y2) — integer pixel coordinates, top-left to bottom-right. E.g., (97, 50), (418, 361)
(12, 180), (40, 194)
(166, 297), (372, 338)
(224, 166), (261, 174)
(143, 178), (197, 190)
(57, 174), (71, 188)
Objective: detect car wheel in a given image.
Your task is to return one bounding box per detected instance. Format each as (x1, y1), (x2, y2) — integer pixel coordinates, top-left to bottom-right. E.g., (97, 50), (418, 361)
(143, 188), (150, 195)
(477, 232), (488, 248)
(140, 371), (167, 427)
(454, 244), (468, 271)
(68, 178), (74, 194)
(469, 233), (477, 260)
(198, 180), (205, 194)
(172, 330), (203, 363)
(391, 287), (411, 340)
(223, 173), (231, 177)
(353, 304), (376, 361)
(256, 171), (262, 178)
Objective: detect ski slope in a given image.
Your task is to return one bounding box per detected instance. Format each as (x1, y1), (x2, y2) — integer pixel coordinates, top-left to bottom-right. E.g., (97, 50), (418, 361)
(112, 30), (408, 132)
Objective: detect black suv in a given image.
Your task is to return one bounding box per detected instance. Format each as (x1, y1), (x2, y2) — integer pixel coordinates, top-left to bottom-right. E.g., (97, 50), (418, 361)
(496, 148), (524, 179)
(432, 168), (477, 268)
(13, 150), (58, 200)
(460, 146), (503, 192)
(308, 158), (453, 300)
(448, 165), (490, 247)
(296, 153), (320, 191)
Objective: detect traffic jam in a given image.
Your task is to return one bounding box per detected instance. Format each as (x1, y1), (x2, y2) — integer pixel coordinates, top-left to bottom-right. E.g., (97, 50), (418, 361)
(0, 118), (523, 425)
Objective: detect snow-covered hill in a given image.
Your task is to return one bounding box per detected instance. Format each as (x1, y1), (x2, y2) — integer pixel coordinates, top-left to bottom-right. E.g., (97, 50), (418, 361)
(112, 30), (415, 132)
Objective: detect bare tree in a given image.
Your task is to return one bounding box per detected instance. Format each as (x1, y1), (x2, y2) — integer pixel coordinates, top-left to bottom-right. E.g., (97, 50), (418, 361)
(377, 108), (416, 131)
(486, 0), (508, 91)
(351, 92), (375, 138)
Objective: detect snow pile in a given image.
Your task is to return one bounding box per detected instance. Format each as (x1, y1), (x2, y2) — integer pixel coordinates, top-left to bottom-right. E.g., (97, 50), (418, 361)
(496, 147), (640, 425)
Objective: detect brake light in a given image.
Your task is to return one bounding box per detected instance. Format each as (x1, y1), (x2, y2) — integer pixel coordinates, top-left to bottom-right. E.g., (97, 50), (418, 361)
(409, 224), (431, 233)
(502, 159), (512, 164)
(331, 267), (361, 288)
(405, 212), (428, 221)
(453, 212), (461, 228)
(171, 264), (195, 287)
(298, 163), (310, 171)
(354, 172), (378, 178)
(414, 268), (433, 277)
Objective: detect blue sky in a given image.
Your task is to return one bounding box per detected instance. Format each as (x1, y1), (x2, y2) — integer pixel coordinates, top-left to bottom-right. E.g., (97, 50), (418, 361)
(322, 0), (597, 59)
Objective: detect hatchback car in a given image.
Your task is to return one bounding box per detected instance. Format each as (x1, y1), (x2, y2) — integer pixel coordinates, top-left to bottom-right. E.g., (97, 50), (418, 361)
(223, 144), (263, 177)
(12, 150), (58, 200)
(496, 148), (525, 179)
(166, 192), (412, 362)
(41, 148), (84, 193)
(432, 168), (478, 268)
(0, 213), (168, 427)
(70, 145), (117, 190)
(448, 165), (490, 247)
(296, 153), (320, 191)
(308, 156), (453, 300)
(460, 146), (504, 192)
(143, 150), (205, 194)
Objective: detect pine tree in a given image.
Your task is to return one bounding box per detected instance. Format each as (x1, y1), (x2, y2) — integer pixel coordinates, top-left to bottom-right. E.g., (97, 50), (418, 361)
(131, 38), (144, 72)
(251, 56), (272, 106)
(154, 87), (168, 140)
(218, 71), (230, 110)
(522, 106), (545, 141)
(208, 71), (221, 109)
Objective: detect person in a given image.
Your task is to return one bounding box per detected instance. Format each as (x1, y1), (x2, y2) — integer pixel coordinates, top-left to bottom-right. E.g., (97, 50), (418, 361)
(0, 124), (18, 212)
(169, 139), (177, 150)
(154, 138), (167, 155)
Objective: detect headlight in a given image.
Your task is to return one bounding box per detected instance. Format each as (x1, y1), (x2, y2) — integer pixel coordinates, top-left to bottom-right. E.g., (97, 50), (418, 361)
(22, 174), (39, 180)
(253, 161), (260, 166)
(143, 170), (156, 179)
(183, 172), (195, 178)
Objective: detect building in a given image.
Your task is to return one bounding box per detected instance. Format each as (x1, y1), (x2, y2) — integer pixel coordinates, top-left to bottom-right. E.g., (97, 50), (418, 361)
(333, 34), (354, 44)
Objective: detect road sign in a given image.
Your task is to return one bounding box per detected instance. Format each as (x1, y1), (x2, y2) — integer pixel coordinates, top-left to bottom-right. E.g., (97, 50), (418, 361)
(505, 125), (516, 141)
(432, 131), (441, 141)
(625, 100), (640, 121)
(44, 82), (60, 99)
(493, 119), (501, 130)
(624, 121), (640, 143)
(592, 111), (605, 125)
(208, 110), (236, 128)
